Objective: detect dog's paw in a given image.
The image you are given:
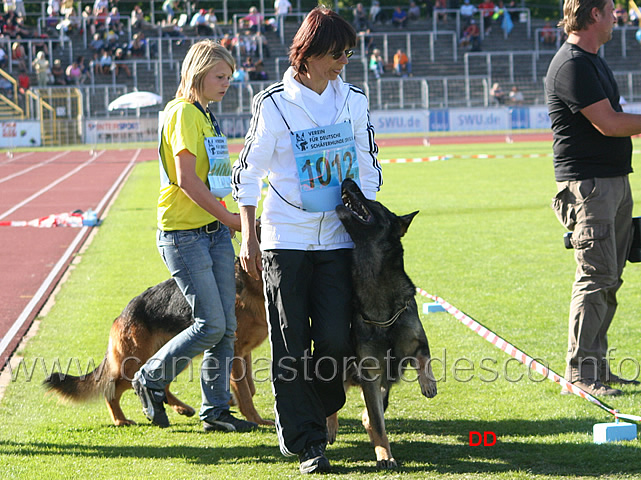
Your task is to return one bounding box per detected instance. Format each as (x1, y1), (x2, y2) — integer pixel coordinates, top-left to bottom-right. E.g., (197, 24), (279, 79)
(376, 458), (398, 469)
(421, 379), (437, 398)
(249, 415), (275, 426)
(172, 405), (196, 417)
(113, 418), (137, 426)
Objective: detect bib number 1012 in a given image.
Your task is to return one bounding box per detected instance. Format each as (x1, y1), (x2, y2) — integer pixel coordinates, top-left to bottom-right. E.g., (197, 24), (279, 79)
(301, 151), (355, 189)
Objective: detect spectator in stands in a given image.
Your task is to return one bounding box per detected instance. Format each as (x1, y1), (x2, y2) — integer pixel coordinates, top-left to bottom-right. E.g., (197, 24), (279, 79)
(32, 51), (50, 86)
(93, 6), (109, 35)
(56, 11), (76, 37)
(615, 3), (628, 26)
(106, 6), (123, 35)
(51, 59), (66, 85)
(13, 15), (31, 38)
(478, 0), (495, 35)
(65, 60), (82, 84)
(434, 0), (448, 23)
(241, 6), (264, 33)
(31, 34), (49, 58)
(11, 41), (26, 71)
(98, 48), (112, 75)
(369, 0), (385, 24)
(92, 0), (108, 16)
(237, 31), (257, 57)
(75, 56), (89, 83)
(60, 0), (73, 17)
(242, 55), (255, 74)
(105, 27), (120, 51)
(392, 6), (408, 28)
(274, 0), (291, 33)
(629, 5), (639, 26)
(353, 3), (369, 31)
(5, 0), (25, 19)
(205, 8), (223, 37)
(90, 32), (105, 54)
(17, 65), (29, 96)
(393, 48), (411, 76)
(250, 59), (268, 81)
(129, 32), (147, 57)
(82, 5), (96, 35)
(47, 0), (60, 17)
(0, 46), (6, 69)
(131, 5), (150, 31)
(3, 11), (19, 38)
(190, 8), (213, 36)
(369, 48), (384, 79)
(111, 47), (131, 77)
(408, 2), (421, 21)
(0, 73), (12, 96)
(232, 65), (248, 82)
(540, 21), (557, 45)
(460, 19), (481, 50)
(162, 0), (179, 25)
(490, 82), (504, 105)
(254, 31), (271, 57)
(509, 85), (524, 105)
(460, 0), (478, 28)
(220, 33), (233, 51)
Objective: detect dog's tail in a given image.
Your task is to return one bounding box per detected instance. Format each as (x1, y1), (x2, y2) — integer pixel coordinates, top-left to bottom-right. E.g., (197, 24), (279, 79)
(43, 345), (117, 404)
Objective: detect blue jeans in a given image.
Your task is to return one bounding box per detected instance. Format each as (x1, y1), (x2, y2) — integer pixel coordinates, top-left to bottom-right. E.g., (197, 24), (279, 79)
(139, 225), (237, 420)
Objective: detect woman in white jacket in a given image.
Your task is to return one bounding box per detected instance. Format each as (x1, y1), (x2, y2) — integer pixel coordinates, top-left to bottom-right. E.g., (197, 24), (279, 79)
(232, 6), (382, 475)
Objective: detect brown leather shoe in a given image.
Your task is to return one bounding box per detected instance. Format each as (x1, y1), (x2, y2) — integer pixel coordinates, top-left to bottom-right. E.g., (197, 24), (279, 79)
(561, 379), (622, 397)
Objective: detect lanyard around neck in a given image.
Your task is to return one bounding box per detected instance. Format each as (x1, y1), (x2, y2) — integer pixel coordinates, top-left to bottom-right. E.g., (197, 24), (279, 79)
(193, 100), (222, 136)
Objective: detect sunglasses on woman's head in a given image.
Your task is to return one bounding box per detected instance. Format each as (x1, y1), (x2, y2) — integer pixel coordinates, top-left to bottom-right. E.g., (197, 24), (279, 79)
(331, 49), (354, 60)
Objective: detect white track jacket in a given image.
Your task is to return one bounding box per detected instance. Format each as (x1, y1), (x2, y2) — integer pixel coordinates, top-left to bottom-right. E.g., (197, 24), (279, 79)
(232, 67), (382, 251)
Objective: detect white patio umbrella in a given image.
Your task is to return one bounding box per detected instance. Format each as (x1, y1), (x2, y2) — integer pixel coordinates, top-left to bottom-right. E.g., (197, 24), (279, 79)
(108, 91), (162, 111)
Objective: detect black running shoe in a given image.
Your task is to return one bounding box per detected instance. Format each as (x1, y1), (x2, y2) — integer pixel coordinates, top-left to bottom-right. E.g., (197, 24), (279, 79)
(298, 442), (330, 474)
(202, 410), (258, 432)
(132, 372), (169, 428)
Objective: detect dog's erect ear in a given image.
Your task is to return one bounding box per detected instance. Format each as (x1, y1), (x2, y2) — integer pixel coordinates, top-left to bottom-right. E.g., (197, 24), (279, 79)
(399, 211), (419, 237)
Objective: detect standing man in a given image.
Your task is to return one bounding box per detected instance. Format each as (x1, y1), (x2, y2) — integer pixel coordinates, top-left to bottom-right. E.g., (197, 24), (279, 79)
(546, 0), (641, 396)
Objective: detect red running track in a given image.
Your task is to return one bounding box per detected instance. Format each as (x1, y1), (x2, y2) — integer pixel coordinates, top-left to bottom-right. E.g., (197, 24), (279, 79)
(0, 148), (156, 369)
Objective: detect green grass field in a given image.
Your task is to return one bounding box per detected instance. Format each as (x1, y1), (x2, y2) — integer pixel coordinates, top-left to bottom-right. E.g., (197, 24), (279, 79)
(2, 141), (641, 479)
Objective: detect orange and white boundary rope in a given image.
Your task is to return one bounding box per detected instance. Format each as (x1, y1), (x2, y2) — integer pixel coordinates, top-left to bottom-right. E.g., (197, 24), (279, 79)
(416, 287), (641, 423)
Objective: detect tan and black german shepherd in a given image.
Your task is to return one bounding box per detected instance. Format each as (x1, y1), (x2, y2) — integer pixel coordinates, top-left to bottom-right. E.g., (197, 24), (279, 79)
(43, 259), (272, 426)
(328, 178), (438, 469)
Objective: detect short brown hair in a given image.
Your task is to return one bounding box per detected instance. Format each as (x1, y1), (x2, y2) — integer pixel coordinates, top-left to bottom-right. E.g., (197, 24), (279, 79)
(289, 6), (356, 75)
(558, 0), (608, 34)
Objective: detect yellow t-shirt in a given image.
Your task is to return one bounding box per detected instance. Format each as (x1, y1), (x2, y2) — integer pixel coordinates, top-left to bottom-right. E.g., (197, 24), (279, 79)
(157, 98), (221, 231)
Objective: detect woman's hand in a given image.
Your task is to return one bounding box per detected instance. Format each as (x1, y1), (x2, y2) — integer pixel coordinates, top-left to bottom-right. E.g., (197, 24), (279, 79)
(238, 206), (262, 280)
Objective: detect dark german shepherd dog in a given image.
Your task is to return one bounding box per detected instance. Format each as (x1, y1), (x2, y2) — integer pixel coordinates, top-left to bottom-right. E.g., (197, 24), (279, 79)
(43, 259), (272, 426)
(327, 178), (438, 468)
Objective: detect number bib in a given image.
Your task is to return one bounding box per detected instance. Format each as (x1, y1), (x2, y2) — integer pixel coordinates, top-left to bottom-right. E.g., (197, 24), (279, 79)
(290, 122), (359, 212)
(205, 136), (232, 198)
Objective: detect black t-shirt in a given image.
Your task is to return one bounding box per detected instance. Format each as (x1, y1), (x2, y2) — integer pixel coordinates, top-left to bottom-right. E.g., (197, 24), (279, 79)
(545, 42), (632, 181)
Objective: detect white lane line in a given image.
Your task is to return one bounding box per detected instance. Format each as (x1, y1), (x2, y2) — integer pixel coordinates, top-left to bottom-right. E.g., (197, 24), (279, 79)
(0, 148), (141, 364)
(0, 150), (105, 221)
(0, 151), (35, 166)
(0, 150), (70, 184)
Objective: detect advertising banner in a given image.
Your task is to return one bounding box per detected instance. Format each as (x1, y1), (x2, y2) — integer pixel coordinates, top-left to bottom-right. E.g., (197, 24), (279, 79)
(0, 121), (41, 147)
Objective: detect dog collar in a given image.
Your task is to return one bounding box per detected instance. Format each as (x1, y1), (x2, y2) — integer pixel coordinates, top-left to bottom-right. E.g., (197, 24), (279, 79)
(361, 300), (410, 328)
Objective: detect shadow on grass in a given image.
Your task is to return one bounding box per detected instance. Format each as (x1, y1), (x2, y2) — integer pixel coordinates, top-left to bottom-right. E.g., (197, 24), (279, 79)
(330, 417), (641, 476)
(2, 417), (639, 476)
